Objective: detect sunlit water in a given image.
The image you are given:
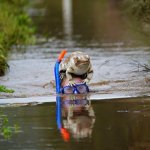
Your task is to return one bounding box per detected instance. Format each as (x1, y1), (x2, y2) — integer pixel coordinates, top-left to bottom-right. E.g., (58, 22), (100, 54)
(0, 0), (150, 149)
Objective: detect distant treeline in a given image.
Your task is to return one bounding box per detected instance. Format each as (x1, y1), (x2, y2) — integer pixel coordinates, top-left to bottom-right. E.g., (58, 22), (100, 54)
(0, 0), (35, 76)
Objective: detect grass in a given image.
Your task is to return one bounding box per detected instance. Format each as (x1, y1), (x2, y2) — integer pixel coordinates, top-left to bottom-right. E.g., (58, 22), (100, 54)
(0, 0), (35, 76)
(0, 85), (15, 93)
(0, 110), (20, 139)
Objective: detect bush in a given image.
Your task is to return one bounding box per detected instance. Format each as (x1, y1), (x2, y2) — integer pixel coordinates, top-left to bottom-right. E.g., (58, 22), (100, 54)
(0, 0), (35, 76)
(123, 0), (150, 23)
(0, 51), (8, 76)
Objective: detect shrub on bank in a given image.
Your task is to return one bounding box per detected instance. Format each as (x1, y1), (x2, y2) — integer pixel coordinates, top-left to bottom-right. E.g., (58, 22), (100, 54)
(123, 0), (150, 23)
(0, 0), (35, 76)
(121, 0), (150, 45)
(0, 50), (8, 76)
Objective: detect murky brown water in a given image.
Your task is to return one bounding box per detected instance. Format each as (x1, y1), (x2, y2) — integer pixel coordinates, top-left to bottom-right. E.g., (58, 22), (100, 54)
(0, 0), (150, 99)
(1, 97), (150, 150)
(0, 0), (150, 149)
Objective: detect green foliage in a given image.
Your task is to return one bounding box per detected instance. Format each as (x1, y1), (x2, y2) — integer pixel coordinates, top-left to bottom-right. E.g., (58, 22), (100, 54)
(121, 0), (150, 46)
(123, 0), (150, 23)
(0, 85), (15, 93)
(0, 50), (8, 76)
(0, 3), (35, 50)
(132, 0), (150, 22)
(0, 111), (20, 139)
(0, 0), (35, 76)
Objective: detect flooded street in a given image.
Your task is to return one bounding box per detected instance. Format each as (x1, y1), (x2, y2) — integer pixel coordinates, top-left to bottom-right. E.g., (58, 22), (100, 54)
(0, 0), (150, 149)
(1, 97), (150, 150)
(0, 0), (150, 100)
(0, 46), (149, 100)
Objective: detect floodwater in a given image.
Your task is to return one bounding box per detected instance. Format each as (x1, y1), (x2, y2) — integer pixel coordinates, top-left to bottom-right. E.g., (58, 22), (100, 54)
(0, 0), (150, 149)
(0, 0), (150, 100)
(1, 97), (150, 150)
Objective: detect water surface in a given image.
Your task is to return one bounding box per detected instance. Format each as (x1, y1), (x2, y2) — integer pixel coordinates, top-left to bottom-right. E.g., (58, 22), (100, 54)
(1, 97), (150, 150)
(0, 1), (150, 149)
(0, 0), (150, 99)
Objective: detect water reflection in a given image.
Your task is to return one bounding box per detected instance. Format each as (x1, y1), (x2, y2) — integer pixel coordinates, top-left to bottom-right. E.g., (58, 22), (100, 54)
(31, 0), (150, 46)
(56, 95), (95, 141)
(0, 110), (20, 140)
(62, 0), (73, 39)
(1, 97), (150, 149)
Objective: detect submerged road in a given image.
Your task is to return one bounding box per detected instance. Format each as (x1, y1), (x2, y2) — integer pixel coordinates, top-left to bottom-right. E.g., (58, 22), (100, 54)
(0, 44), (150, 103)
